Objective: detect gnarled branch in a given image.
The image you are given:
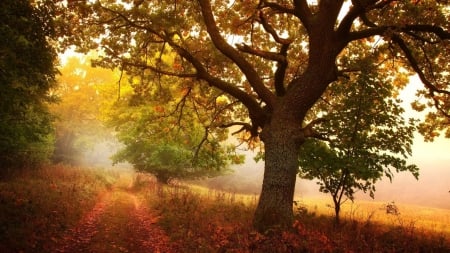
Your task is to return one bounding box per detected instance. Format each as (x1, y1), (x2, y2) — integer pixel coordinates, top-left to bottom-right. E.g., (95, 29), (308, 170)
(236, 43), (286, 62)
(197, 0), (276, 109)
(391, 34), (450, 118)
(302, 118), (329, 141)
(258, 11), (293, 45)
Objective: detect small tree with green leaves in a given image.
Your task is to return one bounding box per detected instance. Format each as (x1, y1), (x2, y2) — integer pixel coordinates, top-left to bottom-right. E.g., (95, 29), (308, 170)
(109, 72), (243, 184)
(299, 56), (419, 224)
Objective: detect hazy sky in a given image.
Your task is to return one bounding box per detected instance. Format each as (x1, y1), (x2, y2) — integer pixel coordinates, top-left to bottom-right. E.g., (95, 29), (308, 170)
(368, 76), (450, 209)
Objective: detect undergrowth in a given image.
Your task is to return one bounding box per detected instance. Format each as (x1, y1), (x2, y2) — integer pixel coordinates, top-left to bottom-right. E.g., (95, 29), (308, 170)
(0, 164), (119, 253)
(134, 173), (450, 253)
(1, 168), (448, 252)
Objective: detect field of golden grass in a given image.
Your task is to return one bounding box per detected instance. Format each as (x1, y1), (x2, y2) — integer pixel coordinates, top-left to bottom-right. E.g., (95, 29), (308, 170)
(188, 182), (450, 237)
(147, 179), (450, 252)
(296, 196), (450, 237)
(1, 167), (448, 252)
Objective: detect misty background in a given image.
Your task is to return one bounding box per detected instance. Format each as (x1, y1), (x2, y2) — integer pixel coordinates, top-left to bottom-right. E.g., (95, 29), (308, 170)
(79, 134), (449, 210)
(200, 77), (450, 210)
(199, 137), (450, 210)
(76, 76), (449, 210)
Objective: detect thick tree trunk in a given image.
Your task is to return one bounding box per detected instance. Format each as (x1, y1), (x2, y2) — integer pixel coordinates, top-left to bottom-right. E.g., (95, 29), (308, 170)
(253, 122), (302, 232)
(252, 30), (340, 231)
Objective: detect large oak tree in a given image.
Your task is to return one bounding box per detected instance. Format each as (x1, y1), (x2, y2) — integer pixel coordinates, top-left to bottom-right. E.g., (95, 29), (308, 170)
(63, 0), (450, 231)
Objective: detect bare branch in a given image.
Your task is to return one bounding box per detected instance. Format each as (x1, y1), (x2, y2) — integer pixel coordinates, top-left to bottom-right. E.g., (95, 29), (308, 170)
(261, 0), (313, 33)
(338, 0), (394, 37)
(197, 0), (276, 109)
(122, 60), (197, 78)
(117, 64), (124, 100)
(193, 126), (209, 165)
(167, 40), (266, 123)
(98, 4), (157, 34)
(173, 86), (192, 126)
(404, 31), (441, 44)
(302, 118), (329, 141)
(274, 44), (289, 96)
(292, 0), (313, 32)
(346, 26), (390, 42)
(391, 34), (450, 118)
(346, 23), (450, 43)
(236, 43), (286, 62)
(220, 122), (253, 134)
(401, 25), (450, 40)
(258, 11), (293, 45)
(260, 0), (295, 14)
(221, 121), (261, 137)
(391, 35), (449, 95)
(236, 44), (290, 96)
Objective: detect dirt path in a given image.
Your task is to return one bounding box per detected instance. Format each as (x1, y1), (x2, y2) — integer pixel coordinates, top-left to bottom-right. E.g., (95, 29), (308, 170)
(54, 180), (176, 253)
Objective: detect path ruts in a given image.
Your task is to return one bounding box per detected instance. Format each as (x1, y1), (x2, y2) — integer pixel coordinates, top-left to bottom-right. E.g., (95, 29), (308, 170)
(53, 185), (175, 253)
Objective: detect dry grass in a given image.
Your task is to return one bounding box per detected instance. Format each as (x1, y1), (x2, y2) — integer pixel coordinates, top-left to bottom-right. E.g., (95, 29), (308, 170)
(0, 164), (120, 253)
(133, 174), (450, 252)
(1, 168), (448, 252)
(295, 196), (450, 237)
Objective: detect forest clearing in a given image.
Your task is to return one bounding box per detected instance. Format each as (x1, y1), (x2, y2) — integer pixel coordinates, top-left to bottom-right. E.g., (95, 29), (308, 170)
(0, 165), (448, 252)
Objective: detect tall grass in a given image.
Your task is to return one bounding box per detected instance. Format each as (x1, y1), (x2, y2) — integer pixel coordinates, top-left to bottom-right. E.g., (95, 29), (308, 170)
(0, 164), (119, 253)
(1, 168), (448, 252)
(133, 173), (450, 253)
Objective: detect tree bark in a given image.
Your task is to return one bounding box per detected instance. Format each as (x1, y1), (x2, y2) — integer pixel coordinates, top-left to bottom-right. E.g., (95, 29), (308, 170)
(253, 119), (303, 232)
(251, 15), (342, 231)
(334, 199), (341, 225)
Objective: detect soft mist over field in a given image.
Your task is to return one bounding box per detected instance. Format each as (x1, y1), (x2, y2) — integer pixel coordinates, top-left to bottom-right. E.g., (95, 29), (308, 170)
(80, 132), (450, 210)
(368, 136), (450, 209)
(77, 75), (450, 210)
(197, 134), (450, 210)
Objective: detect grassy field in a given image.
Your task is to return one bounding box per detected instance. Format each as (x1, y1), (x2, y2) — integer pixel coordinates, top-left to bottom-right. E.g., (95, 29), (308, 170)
(0, 167), (448, 252)
(0, 165), (121, 252)
(185, 182), (450, 237)
(136, 175), (449, 252)
(295, 196), (450, 237)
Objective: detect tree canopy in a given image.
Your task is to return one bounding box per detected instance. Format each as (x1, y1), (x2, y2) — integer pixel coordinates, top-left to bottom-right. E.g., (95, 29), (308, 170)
(62, 0), (450, 231)
(0, 0), (59, 170)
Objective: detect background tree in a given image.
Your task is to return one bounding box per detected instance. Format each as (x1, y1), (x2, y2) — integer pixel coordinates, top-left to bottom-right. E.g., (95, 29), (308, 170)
(108, 56), (244, 183)
(0, 0), (59, 171)
(51, 53), (120, 166)
(64, 0), (450, 231)
(51, 55), (120, 165)
(298, 50), (419, 224)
